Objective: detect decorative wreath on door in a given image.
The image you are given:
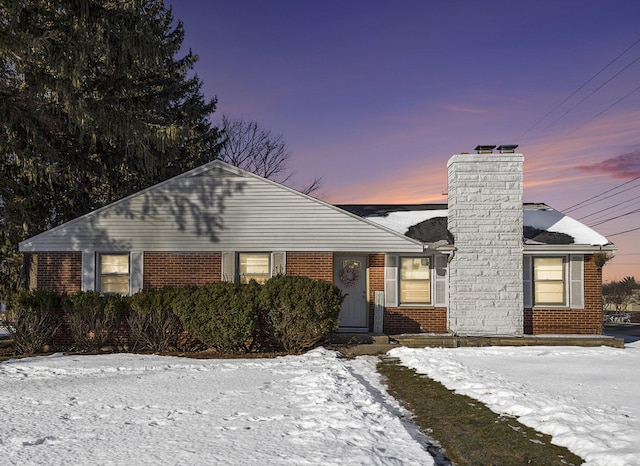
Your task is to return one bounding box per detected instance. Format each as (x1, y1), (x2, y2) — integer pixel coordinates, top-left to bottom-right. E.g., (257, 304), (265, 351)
(340, 262), (360, 287)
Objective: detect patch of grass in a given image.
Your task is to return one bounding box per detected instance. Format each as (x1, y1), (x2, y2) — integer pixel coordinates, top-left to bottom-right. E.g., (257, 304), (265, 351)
(377, 357), (584, 466)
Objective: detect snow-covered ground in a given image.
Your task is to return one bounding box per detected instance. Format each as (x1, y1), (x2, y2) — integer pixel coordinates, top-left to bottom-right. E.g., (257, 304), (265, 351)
(0, 349), (434, 466)
(2, 343), (639, 465)
(391, 341), (640, 466)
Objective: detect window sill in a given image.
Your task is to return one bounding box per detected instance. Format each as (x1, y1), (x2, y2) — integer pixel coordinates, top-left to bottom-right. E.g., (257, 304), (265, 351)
(532, 305), (570, 310)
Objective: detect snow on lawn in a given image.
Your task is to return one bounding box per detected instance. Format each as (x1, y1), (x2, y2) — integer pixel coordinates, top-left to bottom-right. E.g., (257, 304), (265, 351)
(0, 348), (434, 466)
(390, 342), (640, 466)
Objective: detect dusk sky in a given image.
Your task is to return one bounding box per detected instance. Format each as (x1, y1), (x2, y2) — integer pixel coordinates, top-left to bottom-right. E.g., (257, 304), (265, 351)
(167, 0), (640, 282)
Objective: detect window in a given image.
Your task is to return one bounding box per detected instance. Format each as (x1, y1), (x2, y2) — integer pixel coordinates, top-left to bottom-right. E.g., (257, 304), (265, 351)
(399, 257), (431, 305)
(98, 254), (130, 294)
(533, 257), (565, 306)
(238, 253), (270, 284)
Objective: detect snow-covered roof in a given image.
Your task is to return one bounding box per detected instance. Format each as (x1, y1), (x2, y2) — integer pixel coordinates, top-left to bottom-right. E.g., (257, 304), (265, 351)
(523, 204), (609, 246)
(337, 203), (611, 247)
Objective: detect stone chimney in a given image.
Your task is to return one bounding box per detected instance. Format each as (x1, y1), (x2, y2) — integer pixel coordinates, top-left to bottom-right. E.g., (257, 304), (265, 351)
(447, 146), (524, 335)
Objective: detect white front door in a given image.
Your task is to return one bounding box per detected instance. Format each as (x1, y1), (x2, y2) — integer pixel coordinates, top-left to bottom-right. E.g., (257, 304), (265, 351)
(334, 255), (368, 332)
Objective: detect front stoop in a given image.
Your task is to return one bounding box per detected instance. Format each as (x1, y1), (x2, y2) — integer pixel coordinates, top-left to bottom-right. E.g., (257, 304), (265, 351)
(332, 332), (624, 356)
(330, 333), (400, 356)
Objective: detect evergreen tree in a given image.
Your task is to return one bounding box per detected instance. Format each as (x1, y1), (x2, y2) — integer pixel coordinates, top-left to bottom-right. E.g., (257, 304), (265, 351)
(0, 0), (220, 295)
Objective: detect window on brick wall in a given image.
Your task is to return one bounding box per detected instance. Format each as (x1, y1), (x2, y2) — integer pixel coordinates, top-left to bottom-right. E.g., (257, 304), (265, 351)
(399, 257), (431, 305)
(533, 256), (566, 306)
(98, 254), (130, 294)
(238, 253), (270, 284)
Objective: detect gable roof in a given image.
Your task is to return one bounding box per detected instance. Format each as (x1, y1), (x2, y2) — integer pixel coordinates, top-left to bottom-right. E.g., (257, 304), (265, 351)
(19, 160), (424, 254)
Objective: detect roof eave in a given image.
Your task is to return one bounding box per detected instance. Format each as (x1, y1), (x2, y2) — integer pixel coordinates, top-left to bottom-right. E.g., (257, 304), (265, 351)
(523, 243), (616, 254)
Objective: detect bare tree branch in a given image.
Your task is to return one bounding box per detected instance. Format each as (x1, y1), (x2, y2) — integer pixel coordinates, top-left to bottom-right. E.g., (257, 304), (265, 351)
(218, 116), (321, 195)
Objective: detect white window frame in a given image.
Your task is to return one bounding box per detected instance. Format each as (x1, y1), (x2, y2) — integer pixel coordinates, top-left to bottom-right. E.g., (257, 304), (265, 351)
(237, 252), (271, 284)
(97, 253), (130, 295)
(532, 256), (567, 307)
(398, 256), (432, 306)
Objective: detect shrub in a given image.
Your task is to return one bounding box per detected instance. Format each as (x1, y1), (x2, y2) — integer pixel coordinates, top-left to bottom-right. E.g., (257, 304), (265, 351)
(3, 289), (62, 354)
(128, 288), (183, 352)
(260, 275), (344, 352)
(64, 292), (129, 352)
(172, 282), (261, 353)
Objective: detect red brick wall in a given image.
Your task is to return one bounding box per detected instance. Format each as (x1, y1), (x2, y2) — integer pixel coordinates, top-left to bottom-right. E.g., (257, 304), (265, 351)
(368, 253), (447, 334)
(36, 252), (82, 293)
(285, 252), (333, 282)
(384, 307), (448, 334)
(143, 252), (221, 288)
(525, 254), (602, 335)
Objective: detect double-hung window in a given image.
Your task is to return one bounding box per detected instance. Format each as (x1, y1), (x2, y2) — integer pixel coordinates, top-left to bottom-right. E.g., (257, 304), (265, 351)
(238, 253), (270, 284)
(98, 254), (130, 294)
(533, 256), (565, 306)
(399, 257), (431, 305)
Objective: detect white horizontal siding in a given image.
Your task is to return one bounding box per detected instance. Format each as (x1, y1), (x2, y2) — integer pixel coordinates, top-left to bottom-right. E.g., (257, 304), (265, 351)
(20, 162), (423, 254)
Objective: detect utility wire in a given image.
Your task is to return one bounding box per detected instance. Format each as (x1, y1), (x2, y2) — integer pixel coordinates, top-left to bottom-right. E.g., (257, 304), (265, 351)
(525, 81), (640, 163)
(589, 207), (640, 227)
(530, 55), (640, 140)
(515, 36), (640, 142)
(578, 194), (640, 221)
(579, 82), (640, 126)
(563, 176), (640, 213)
(607, 226), (640, 238)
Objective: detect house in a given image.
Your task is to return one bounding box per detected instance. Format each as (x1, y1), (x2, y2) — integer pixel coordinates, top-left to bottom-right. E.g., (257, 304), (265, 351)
(19, 148), (616, 336)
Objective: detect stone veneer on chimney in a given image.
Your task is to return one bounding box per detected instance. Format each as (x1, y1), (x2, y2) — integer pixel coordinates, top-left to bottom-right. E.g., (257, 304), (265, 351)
(447, 152), (524, 335)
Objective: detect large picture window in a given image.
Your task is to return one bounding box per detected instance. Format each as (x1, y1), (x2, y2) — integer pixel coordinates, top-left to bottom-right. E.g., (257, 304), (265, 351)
(98, 254), (130, 294)
(399, 257), (431, 305)
(238, 253), (270, 284)
(533, 257), (565, 306)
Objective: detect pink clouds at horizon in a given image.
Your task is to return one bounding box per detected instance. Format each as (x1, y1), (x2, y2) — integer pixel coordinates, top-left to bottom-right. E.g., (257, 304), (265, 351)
(314, 109), (640, 205)
(577, 150), (640, 178)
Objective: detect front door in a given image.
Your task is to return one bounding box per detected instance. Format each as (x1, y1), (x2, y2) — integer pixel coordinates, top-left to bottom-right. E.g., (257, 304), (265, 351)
(334, 255), (368, 332)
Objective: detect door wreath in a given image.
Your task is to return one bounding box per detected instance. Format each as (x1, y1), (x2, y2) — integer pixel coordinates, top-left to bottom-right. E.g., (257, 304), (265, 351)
(340, 262), (360, 287)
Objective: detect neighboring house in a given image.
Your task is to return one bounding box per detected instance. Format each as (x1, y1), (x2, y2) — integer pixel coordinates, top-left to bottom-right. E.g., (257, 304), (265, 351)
(19, 149), (616, 336)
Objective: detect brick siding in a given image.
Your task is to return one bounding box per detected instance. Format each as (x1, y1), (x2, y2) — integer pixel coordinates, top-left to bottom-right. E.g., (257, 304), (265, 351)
(383, 307), (448, 334)
(36, 252), (82, 293)
(34, 250), (604, 337)
(368, 253), (447, 334)
(143, 252), (222, 288)
(285, 252), (333, 282)
(525, 254), (602, 335)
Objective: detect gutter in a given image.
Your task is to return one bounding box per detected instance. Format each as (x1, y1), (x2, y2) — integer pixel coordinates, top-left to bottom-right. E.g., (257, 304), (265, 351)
(523, 243), (617, 255)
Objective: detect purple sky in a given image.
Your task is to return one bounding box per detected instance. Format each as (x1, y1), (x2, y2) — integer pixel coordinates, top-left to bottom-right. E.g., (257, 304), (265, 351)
(167, 0), (640, 281)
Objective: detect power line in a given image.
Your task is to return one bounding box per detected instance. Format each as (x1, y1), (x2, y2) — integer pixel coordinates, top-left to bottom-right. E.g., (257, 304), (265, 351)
(531, 55), (640, 140)
(607, 226), (640, 237)
(515, 36), (640, 142)
(563, 176), (640, 213)
(579, 81), (640, 126)
(578, 195), (640, 221)
(589, 207), (640, 227)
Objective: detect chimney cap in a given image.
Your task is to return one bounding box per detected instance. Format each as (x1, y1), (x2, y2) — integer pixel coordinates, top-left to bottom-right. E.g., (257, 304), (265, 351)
(474, 145), (496, 153)
(497, 144), (519, 153)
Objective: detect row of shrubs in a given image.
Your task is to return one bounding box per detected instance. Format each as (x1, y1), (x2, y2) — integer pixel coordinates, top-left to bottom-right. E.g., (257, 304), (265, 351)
(2, 275), (345, 355)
